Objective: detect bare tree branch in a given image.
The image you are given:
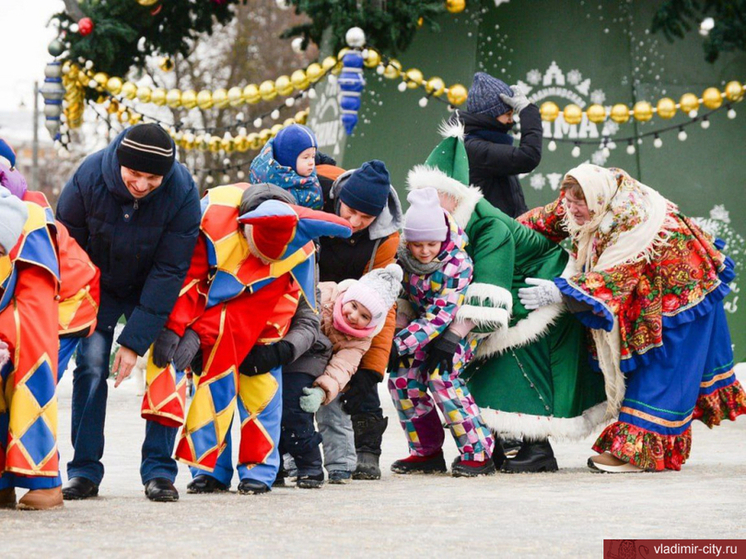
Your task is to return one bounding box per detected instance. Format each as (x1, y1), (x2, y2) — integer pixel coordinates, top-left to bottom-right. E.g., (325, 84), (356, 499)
(62, 0), (86, 21)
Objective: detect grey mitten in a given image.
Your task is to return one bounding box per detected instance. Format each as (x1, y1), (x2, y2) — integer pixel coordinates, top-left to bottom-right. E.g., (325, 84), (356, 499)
(299, 386), (325, 413)
(172, 328), (201, 371)
(499, 85), (530, 114)
(152, 328), (180, 368)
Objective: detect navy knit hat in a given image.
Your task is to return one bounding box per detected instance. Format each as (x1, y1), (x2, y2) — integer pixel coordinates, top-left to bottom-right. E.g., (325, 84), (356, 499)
(467, 72), (513, 118)
(116, 123), (175, 176)
(273, 124), (318, 169)
(338, 160), (391, 217)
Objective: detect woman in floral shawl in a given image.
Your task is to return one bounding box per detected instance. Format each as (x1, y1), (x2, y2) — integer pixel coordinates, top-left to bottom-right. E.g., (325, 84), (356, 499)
(519, 163), (745, 473)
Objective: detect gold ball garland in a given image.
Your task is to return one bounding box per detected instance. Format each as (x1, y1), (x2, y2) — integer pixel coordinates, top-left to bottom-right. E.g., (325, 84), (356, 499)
(586, 104), (606, 124)
(212, 88), (230, 109)
(725, 81), (743, 102)
(196, 90), (213, 110)
(106, 77), (123, 95)
(166, 88), (182, 108)
(632, 101), (653, 122)
(425, 77), (446, 97)
(680, 93), (699, 114)
(610, 103), (630, 124)
(540, 101), (560, 122)
(702, 87), (722, 109)
(259, 80), (277, 101)
(136, 85), (152, 104)
(656, 97), (677, 119)
(563, 104), (583, 125)
(180, 90), (198, 110)
(228, 86), (244, 107)
(446, 84), (468, 106)
(152, 88), (167, 106)
(243, 84), (261, 104)
(446, 0), (466, 14)
(364, 49), (381, 69)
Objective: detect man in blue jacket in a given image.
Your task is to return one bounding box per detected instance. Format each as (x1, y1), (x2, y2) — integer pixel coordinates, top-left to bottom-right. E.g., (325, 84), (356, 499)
(56, 124), (200, 502)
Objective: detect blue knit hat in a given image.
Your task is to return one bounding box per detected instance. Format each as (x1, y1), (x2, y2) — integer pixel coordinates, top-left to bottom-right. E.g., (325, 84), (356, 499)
(338, 160), (391, 217)
(467, 72), (513, 118)
(273, 124), (318, 170)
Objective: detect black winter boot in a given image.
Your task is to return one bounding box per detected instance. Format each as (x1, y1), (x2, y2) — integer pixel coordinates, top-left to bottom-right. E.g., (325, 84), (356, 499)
(500, 439), (559, 473)
(351, 415), (388, 480)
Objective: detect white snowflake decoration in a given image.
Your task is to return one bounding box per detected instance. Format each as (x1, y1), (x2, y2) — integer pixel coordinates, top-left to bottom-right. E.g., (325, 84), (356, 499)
(529, 173), (546, 190)
(602, 121), (619, 136)
(567, 69), (582, 85)
(590, 89), (606, 104)
(710, 204), (731, 223)
(591, 149), (608, 166)
(526, 69), (542, 86)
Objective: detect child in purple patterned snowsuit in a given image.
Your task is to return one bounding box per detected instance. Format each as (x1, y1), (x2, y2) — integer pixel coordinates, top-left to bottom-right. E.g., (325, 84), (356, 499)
(388, 187), (495, 477)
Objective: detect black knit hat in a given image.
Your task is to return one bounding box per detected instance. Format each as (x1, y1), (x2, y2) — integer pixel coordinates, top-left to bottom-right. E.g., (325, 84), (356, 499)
(338, 160), (391, 217)
(116, 124), (175, 176)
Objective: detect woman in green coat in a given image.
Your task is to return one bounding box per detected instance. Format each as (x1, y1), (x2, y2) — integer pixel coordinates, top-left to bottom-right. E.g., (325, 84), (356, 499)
(406, 122), (606, 472)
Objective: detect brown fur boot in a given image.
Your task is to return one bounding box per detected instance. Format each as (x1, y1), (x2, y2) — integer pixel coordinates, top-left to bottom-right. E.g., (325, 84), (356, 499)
(17, 487), (64, 510)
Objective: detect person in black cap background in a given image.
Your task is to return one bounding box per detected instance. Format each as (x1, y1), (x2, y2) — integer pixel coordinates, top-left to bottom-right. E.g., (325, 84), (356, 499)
(457, 71), (543, 218)
(56, 123), (201, 502)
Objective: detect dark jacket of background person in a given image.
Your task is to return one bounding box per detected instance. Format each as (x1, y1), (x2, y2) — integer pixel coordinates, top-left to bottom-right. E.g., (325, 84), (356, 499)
(459, 103), (543, 217)
(56, 130), (200, 355)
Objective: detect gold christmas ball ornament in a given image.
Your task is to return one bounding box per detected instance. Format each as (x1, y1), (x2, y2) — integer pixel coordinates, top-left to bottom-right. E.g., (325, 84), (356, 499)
(610, 103), (630, 123)
(563, 104), (583, 125)
(725, 81), (744, 102)
(129, 112), (142, 125)
(166, 88), (182, 108)
(93, 72), (109, 89)
(417, 17), (424, 28)
(196, 90), (213, 110)
(208, 136), (221, 153)
(270, 123), (284, 137)
(136, 0), (159, 5)
(235, 134), (250, 152)
(586, 104), (606, 124)
(383, 59), (402, 80)
(679, 93), (699, 114)
(291, 70), (309, 91)
(426, 77), (446, 97)
(656, 97), (677, 119)
(180, 90), (198, 110)
(259, 80), (277, 101)
(213, 88), (230, 109)
(107, 99), (119, 114)
(248, 133), (261, 150)
(540, 101), (560, 122)
(228, 86), (244, 107)
(702, 87), (723, 109)
(159, 57), (174, 72)
(405, 68), (424, 89)
(221, 135), (235, 153)
(121, 81), (138, 100)
(259, 129), (272, 144)
(306, 63), (324, 83)
(136, 86), (152, 104)
(633, 101), (653, 122)
(283, 117), (296, 127)
(106, 77), (123, 95)
(446, 84), (468, 106)
(446, 0), (466, 14)
(151, 88), (167, 106)
(295, 110), (308, 124)
(275, 75), (294, 97)
(364, 49), (381, 69)
(243, 84), (261, 104)
(321, 56), (338, 72)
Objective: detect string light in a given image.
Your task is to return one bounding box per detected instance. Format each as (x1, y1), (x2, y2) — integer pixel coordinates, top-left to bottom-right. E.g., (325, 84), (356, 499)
(678, 127), (687, 141)
(547, 140), (557, 152)
(653, 134), (663, 148)
(626, 140), (636, 155)
(571, 143), (581, 158)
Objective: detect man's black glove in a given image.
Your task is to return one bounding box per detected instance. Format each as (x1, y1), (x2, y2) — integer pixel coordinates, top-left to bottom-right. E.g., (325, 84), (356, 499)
(424, 331), (462, 376)
(341, 368), (382, 415)
(152, 328), (180, 368)
(173, 328), (201, 371)
(387, 341), (402, 372)
(239, 341), (293, 376)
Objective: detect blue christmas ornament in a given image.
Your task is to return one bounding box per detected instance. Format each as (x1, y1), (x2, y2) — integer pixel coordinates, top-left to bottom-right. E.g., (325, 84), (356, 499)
(338, 51), (365, 135)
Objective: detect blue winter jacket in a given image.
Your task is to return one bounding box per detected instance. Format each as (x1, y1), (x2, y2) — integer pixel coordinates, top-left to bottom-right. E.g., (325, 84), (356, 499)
(56, 130), (200, 355)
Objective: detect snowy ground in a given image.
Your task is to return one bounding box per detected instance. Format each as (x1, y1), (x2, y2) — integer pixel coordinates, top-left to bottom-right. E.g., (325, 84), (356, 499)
(2, 366), (745, 558)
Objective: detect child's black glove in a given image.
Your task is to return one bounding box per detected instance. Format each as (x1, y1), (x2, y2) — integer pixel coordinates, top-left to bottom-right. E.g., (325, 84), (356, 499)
(424, 331), (462, 376)
(341, 368), (382, 415)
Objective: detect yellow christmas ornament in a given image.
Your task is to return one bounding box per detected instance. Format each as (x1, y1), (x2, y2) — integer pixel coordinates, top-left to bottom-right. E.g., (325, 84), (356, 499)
(106, 77), (123, 95)
(243, 84), (261, 104)
(725, 81), (744, 102)
(209, 136), (221, 153)
(119, 110), (131, 124)
(235, 134), (250, 152)
(633, 101), (653, 122)
(166, 89), (182, 108)
(446, 0), (466, 14)
(270, 123), (284, 137)
(129, 112), (142, 125)
(136, 0), (159, 5)
(610, 103), (630, 123)
(228, 86), (244, 107)
(586, 104), (606, 124)
(426, 77), (446, 97)
(221, 135), (235, 153)
(283, 117), (296, 127)
(275, 75), (294, 97)
(259, 129), (272, 144)
(248, 133), (261, 150)
(151, 88), (167, 106)
(321, 56), (337, 72)
(383, 59), (402, 80)
(306, 63), (324, 83)
(196, 90), (213, 110)
(183, 133), (196, 150)
(680, 93), (699, 114)
(364, 49), (381, 69)
(107, 99), (119, 114)
(540, 101), (559, 122)
(259, 80), (277, 101)
(656, 97), (677, 119)
(159, 57), (174, 72)
(563, 104), (583, 125)
(291, 70), (309, 91)
(136, 86), (152, 104)
(447, 84), (468, 106)
(93, 72), (109, 89)
(213, 88), (230, 109)
(405, 68), (424, 89)
(180, 90), (198, 110)
(295, 110), (308, 124)
(702, 87), (723, 109)
(121, 82), (138, 100)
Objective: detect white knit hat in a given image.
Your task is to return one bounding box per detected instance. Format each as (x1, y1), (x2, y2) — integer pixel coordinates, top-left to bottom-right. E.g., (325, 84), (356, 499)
(342, 263), (403, 328)
(0, 186), (27, 255)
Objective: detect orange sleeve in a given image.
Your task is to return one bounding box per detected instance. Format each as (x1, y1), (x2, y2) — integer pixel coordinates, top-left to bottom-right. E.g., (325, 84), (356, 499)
(166, 235), (210, 336)
(359, 232), (400, 376)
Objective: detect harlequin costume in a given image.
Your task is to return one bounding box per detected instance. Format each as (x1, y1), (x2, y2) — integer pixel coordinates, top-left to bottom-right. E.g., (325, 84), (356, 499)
(143, 184), (351, 488)
(520, 164), (746, 471)
(407, 124), (607, 457)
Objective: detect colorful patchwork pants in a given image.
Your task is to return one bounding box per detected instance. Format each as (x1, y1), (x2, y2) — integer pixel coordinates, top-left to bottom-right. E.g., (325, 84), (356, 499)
(593, 303), (746, 471)
(388, 337), (494, 461)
